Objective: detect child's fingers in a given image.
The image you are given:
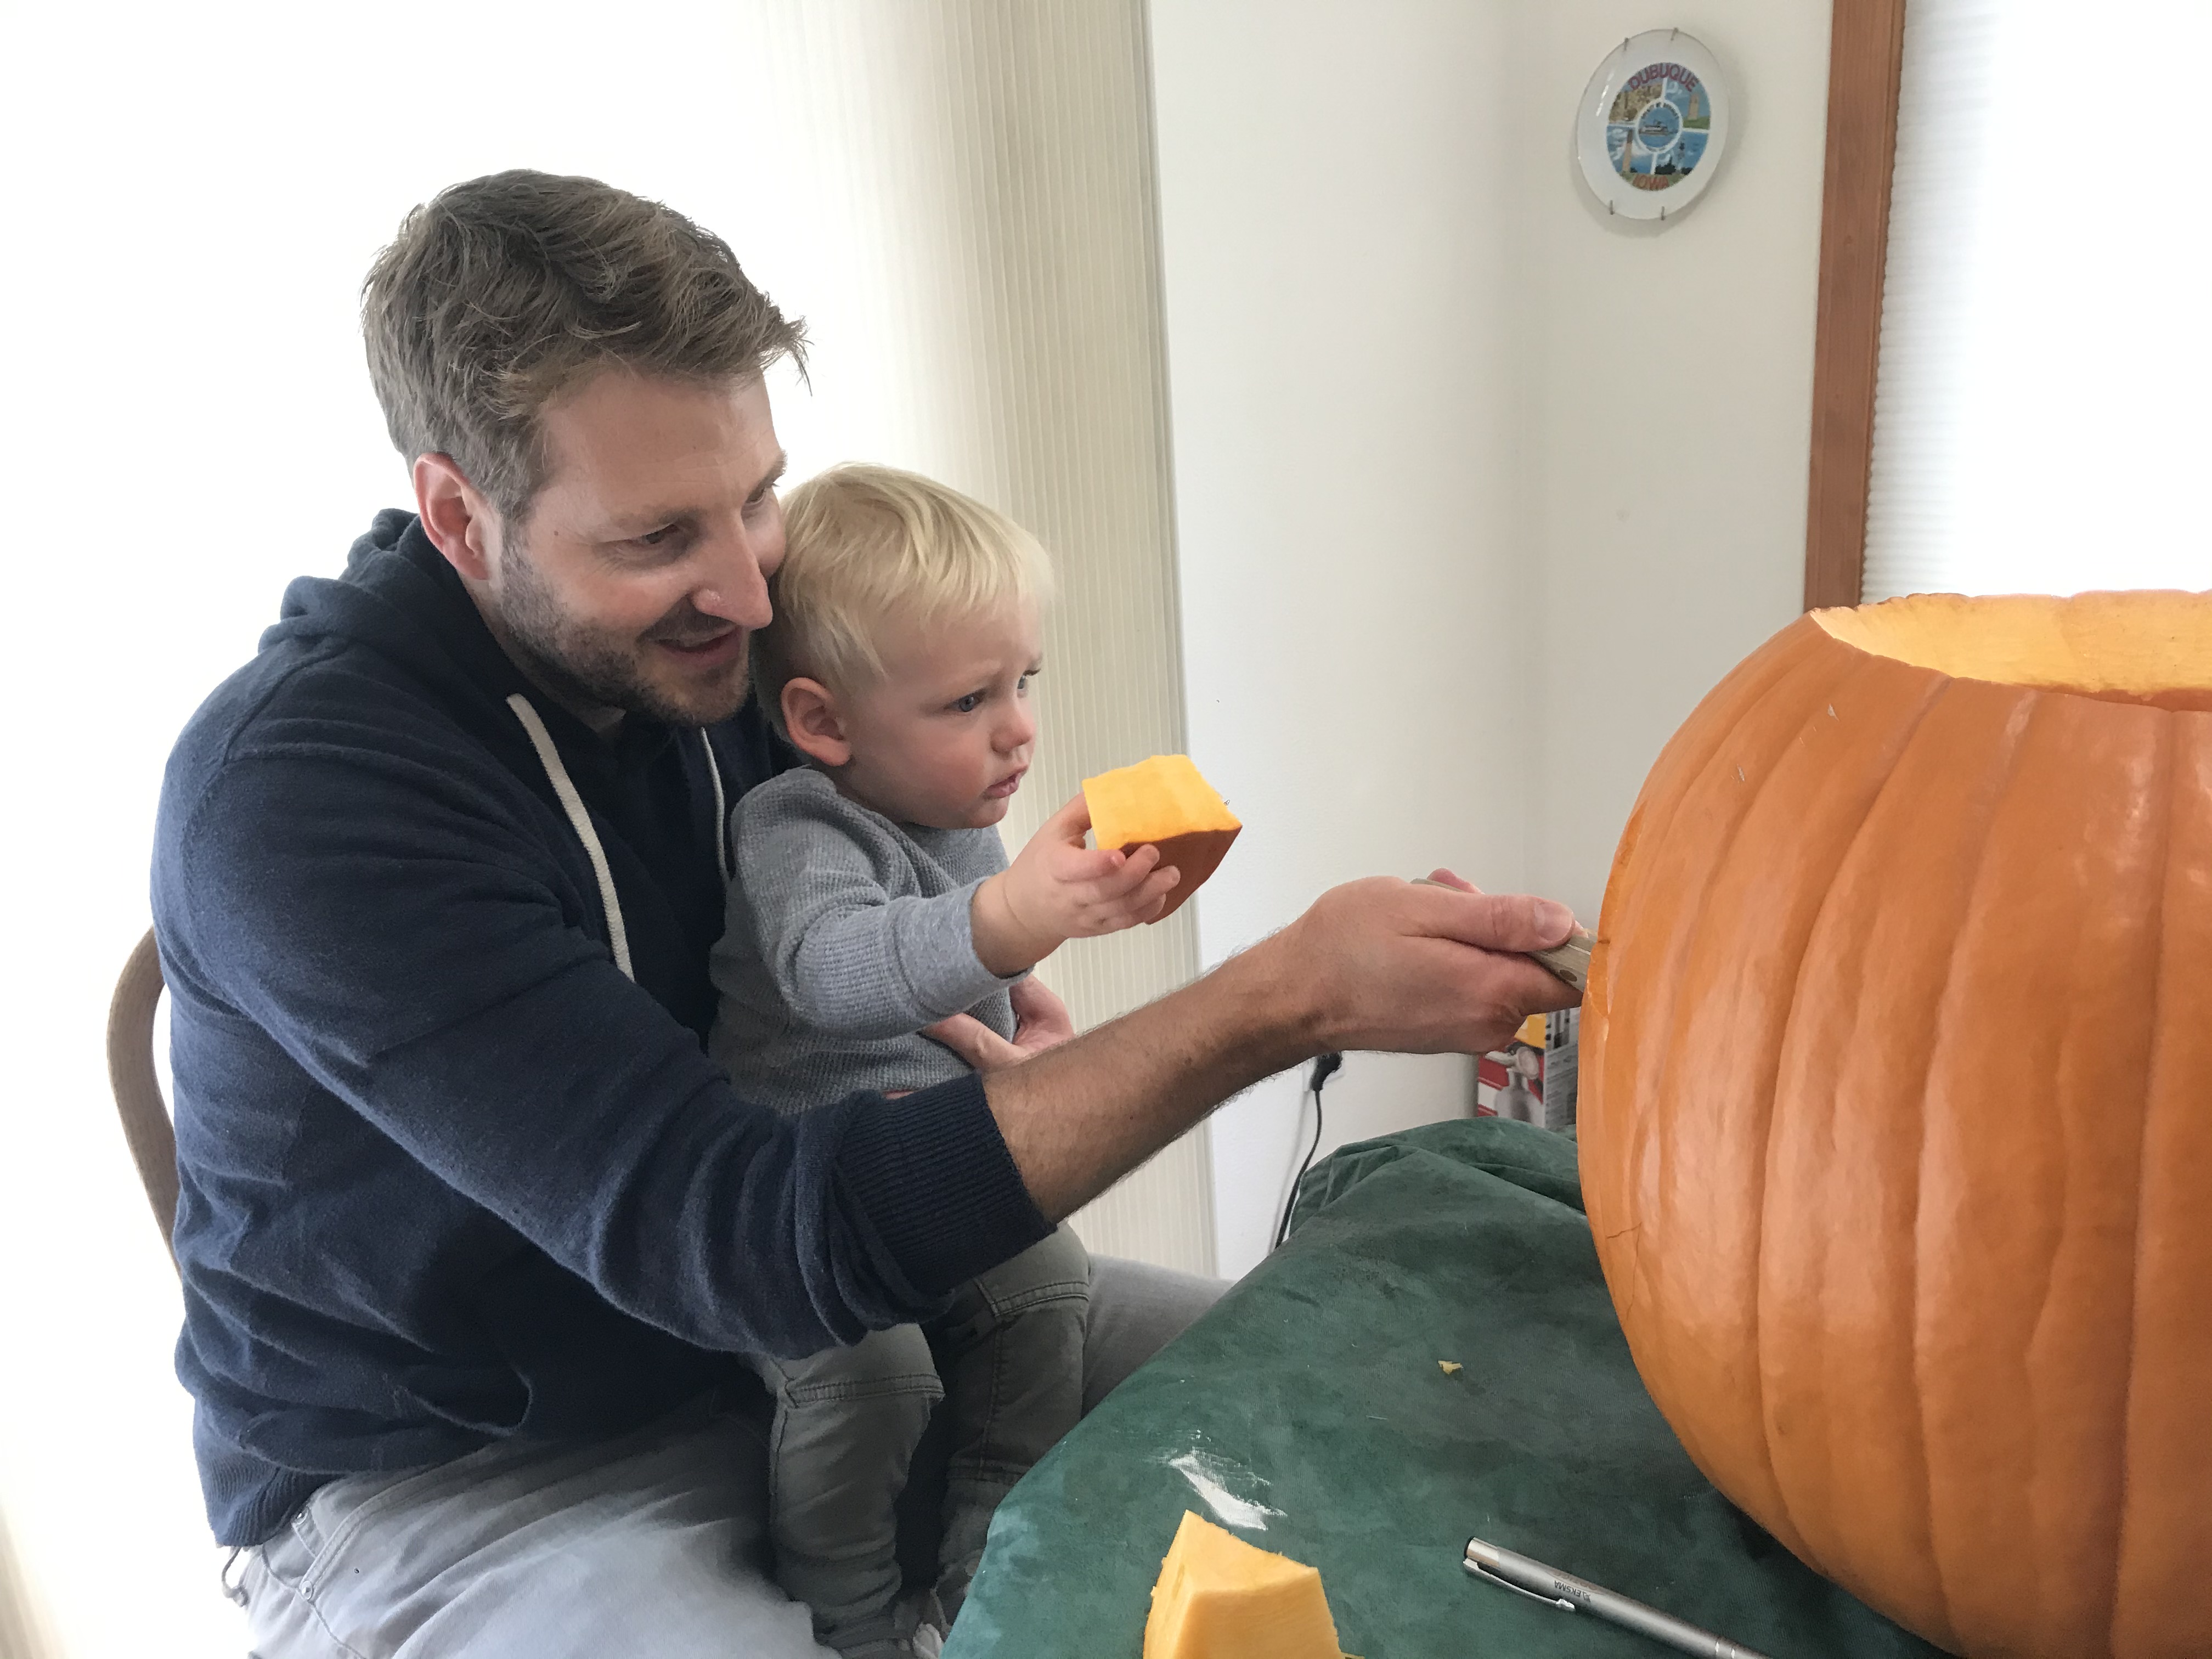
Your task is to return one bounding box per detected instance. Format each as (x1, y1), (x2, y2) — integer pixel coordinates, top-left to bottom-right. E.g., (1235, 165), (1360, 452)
(1051, 839), (1159, 893)
(1131, 864), (1180, 909)
(1041, 792), (1094, 844)
(1075, 864), (1182, 934)
(1119, 842), (1163, 876)
(1081, 841), (1160, 894)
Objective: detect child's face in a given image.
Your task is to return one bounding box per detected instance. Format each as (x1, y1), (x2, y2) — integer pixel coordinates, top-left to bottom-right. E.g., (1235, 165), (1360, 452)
(832, 601), (1043, 829)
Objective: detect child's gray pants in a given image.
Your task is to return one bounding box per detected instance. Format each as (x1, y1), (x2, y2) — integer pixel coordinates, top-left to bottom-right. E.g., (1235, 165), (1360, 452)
(749, 1223), (1091, 1648)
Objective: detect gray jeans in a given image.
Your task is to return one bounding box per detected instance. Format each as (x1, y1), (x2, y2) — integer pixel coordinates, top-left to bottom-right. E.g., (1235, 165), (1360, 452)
(751, 1223), (1090, 1647)
(239, 1256), (1221, 1658)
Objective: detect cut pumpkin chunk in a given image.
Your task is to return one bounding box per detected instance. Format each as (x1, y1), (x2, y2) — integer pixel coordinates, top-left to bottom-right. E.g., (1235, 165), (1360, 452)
(1081, 755), (1241, 921)
(1143, 1510), (1344, 1659)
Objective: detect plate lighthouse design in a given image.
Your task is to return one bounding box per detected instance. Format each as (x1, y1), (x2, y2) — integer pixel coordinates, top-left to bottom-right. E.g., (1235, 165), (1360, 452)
(1576, 31), (1731, 221)
(1606, 62), (1712, 189)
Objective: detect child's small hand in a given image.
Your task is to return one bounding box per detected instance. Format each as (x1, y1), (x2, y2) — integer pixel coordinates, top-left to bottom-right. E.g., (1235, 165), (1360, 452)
(971, 793), (1180, 975)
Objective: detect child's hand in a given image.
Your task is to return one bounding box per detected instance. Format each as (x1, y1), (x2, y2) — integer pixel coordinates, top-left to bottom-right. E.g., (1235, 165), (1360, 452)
(970, 793), (1180, 975)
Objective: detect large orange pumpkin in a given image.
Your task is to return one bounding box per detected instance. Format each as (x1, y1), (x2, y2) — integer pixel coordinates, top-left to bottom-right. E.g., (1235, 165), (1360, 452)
(1579, 591), (2212, 1659)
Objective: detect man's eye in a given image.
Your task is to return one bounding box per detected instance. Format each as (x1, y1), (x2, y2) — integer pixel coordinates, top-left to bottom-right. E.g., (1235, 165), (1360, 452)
(635, 526), (679, 549)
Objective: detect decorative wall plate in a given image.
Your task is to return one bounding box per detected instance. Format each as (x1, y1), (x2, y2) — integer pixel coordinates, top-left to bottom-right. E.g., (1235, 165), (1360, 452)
(1575, 30), (1731, 222)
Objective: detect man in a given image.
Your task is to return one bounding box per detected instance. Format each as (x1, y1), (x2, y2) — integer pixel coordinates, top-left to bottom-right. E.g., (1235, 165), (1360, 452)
(155, 170), (1579, 1657)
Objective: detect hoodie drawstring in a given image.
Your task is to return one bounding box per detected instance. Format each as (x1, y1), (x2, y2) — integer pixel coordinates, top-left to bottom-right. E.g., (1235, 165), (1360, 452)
(507, 694), (635, 981)
(701, 730), (731, 888)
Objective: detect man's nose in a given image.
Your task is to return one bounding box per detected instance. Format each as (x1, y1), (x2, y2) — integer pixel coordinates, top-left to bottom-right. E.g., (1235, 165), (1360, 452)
(690, 524), (774, 629)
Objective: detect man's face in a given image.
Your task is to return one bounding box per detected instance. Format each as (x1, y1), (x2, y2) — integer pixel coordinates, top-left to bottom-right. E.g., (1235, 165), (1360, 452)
(483, 369), (788, 729)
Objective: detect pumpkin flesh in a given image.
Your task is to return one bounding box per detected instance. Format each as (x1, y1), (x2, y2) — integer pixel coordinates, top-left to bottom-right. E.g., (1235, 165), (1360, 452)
(1083, 754), (1241, 921)
(1143, 1510), (1342, 1659)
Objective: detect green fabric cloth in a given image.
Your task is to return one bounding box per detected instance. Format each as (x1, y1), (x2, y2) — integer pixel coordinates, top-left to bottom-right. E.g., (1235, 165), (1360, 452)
(950, 1118), (1948, 1658)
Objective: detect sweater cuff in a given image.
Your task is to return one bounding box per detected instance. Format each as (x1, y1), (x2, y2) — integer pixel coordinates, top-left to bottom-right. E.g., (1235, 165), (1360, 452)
(834, 1073), (1051, 1297)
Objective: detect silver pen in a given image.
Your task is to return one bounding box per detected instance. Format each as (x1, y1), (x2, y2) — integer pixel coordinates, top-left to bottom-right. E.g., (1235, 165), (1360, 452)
(1463, 1536), (1776, 1659)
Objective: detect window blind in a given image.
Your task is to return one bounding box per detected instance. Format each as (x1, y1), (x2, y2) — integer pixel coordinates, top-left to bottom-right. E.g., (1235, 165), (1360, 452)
(1862, 0), (2212, 602)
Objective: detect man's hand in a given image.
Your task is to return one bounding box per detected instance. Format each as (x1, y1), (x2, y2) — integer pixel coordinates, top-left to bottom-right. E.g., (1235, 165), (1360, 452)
(922, 976), (1077, 1072)
(969, 794), (1180, 977)
(980, 873), (1583, 1219)
(1274, 870), (1579, 1058)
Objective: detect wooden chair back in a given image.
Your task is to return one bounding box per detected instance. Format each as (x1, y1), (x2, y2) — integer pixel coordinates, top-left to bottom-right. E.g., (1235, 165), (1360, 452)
(106, 927), (178, 1270)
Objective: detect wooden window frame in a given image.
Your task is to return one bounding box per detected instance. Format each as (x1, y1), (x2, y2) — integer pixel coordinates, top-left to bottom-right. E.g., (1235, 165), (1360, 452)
(1803, 0), (1909, 611)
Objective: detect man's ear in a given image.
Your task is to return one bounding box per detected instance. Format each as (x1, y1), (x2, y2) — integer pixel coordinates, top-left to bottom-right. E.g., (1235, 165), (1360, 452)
(413, 453), (498, 583)
(780, 678), (852, 768)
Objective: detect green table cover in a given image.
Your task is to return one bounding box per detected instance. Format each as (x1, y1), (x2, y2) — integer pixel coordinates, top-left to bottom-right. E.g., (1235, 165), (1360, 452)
(949, 1118), (1948, 1658)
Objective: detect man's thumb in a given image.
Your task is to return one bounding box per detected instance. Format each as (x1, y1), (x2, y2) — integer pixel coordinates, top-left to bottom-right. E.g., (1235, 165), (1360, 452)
(921, 1012), (1021, 1071)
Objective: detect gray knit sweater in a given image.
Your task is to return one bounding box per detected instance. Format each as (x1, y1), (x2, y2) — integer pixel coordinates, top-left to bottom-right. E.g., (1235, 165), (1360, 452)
(708, 768), (1022, 1114)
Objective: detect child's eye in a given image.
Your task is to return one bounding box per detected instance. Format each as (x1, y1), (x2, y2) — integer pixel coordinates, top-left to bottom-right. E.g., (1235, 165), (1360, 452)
(952, 692), (984, 714)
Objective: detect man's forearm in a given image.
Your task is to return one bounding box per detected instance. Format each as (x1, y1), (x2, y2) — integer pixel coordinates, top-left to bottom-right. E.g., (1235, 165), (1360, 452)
(982, 935), (1318, 1219)
(978, 877), (1583, 1220)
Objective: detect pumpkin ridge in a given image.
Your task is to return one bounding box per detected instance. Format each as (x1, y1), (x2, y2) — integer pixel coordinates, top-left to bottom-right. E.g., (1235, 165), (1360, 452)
(1600, 640), (1849, 1328)
(1908, 686), (2050, 1651)
(2112, 712), (2212, 1654)
(1751, 664), (1954, 1577)
(1915, 687), (2164, 1648)
(1896, 684), (2040, 1653)
(2104, 709), (2176, 1656)
(1615, 640), (1880, 1511)
(2029, 695), (2171, 1647)
(1587, 632), (1855, 1413)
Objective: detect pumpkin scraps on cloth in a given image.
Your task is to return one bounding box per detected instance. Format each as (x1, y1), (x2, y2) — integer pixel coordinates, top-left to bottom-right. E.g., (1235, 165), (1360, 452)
(1581, 589), (2212, 1659)
(1143, 1510), (1352, 1659)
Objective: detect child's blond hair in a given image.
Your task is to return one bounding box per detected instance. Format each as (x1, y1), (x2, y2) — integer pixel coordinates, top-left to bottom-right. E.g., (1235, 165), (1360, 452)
(752, 464), (1054, 734)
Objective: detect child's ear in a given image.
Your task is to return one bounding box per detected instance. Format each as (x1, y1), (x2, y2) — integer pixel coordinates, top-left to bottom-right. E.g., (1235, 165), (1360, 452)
(780, 678), (852, 768)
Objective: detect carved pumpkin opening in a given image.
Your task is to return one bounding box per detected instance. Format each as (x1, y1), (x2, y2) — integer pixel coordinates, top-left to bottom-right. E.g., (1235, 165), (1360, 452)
(1813, 589), (2212, 711)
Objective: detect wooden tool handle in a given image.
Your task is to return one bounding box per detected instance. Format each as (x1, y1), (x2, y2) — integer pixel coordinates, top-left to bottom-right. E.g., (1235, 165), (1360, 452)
(1411, 878), (1592, 993)
(1527, 928), (1595, 994)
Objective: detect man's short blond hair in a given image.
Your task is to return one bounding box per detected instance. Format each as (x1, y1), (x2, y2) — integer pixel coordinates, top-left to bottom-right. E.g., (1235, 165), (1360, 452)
(362, 170), (805, 522)
(753, 465), (1054, 730)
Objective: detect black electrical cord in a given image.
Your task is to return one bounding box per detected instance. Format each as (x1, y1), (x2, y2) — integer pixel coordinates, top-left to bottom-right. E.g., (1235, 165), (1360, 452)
(1272, 1052), (1344, 1250)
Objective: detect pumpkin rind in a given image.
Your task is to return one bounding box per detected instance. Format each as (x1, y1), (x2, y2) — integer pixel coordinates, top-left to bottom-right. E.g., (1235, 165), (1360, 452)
(1581, 597), (2212, 1659)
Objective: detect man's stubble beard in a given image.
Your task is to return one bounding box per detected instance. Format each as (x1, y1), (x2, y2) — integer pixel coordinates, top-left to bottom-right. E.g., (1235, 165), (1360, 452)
(495, 539), (751, 729)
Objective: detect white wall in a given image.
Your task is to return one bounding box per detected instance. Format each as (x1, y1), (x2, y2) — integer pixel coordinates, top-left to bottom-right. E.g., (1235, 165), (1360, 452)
(1147, 2), (1532, 1275)
(1511, 3), (1835, 925)
(0, 7), (840, 1655)
(1151, 1), (1835, 1274)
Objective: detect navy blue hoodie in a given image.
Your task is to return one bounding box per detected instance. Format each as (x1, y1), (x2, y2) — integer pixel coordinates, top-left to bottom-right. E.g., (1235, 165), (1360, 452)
(153, 512), (1049, 1546)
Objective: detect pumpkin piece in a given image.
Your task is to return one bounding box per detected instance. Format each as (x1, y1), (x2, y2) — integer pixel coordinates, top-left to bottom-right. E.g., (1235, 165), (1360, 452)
(1143, 1510), (1343, 1659)
(1082, 755), (1241, 920)
(1580, 588), (2212, 1659)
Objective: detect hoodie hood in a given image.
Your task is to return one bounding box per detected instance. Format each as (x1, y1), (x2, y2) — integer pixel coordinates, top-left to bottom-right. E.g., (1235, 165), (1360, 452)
(263, 508), (535, 732)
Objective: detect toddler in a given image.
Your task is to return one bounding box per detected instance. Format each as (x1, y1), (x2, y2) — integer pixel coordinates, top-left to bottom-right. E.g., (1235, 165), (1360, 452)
(708, 464), (1177, 1657)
